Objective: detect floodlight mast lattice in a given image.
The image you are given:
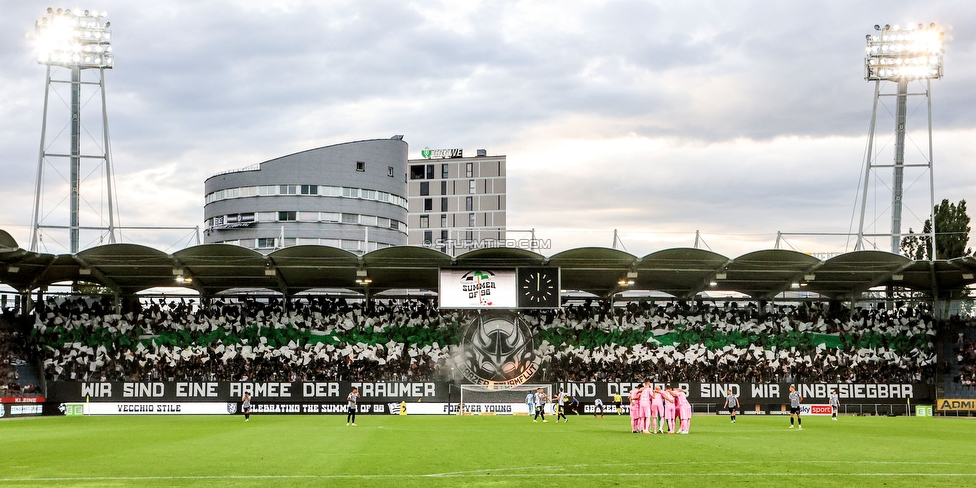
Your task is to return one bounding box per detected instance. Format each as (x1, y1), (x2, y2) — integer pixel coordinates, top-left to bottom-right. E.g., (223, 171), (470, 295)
(855, 23), (943, 259)
(29, 8), (117, 253)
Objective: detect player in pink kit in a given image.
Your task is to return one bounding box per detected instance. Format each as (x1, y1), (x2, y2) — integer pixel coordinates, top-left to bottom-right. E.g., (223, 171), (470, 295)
(628, 386), (642, 433)
(639, 381), (653, 434)
(650, 385), (666, 434)
(662, 387), (676, 434)
(673, 386), (692, 434)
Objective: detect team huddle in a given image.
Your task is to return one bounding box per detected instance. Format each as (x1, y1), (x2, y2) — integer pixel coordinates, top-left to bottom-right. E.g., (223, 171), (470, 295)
(628, 382), (693, 434)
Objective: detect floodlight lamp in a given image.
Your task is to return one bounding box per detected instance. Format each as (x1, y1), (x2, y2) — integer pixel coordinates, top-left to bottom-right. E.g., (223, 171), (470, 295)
(864, 22), (943, 81)
(34, 8), (113, 69)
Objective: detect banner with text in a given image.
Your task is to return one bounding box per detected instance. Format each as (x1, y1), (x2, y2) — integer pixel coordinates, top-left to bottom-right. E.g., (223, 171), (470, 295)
(46, 381), (449, 404)
(553, 382), (931, 404)
(45, 381), (931, 405)
(439, 270), (517, 308)
(936, 398), (976, 411)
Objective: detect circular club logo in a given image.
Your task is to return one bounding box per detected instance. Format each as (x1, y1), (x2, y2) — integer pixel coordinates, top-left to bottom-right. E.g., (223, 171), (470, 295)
(457, 312), (541, 386)
(226, 403), (238, 415)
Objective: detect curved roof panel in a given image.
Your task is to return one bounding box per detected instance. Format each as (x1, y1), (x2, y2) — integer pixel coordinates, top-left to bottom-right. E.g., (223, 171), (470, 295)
(455, 247), (547, 268)
(805, 251), (913, 298)
(635, 248), (730, 298)
(0, 229), (18, 250)
(0, 228), (972, 300)
(549, 247), (637, 298)
(75, 244), (175, 292)
(720, 249), (821, 299)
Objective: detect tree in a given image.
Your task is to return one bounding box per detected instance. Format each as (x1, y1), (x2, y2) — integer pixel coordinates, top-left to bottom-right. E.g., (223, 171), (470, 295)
(900, 228), (925, 260)
(900, 199), (973, 260)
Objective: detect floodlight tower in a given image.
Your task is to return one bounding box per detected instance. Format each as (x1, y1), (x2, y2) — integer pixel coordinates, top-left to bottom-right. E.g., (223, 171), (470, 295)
(855, 23), (943, 258)
(29, 8), (117, 253)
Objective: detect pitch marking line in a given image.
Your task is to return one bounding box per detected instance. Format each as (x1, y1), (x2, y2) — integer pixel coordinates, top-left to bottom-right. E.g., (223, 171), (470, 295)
(2, 473), (976, 482)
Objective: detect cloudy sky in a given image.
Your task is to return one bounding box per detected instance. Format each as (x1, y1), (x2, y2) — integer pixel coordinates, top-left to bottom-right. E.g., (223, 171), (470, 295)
(1, 0), (974, 259)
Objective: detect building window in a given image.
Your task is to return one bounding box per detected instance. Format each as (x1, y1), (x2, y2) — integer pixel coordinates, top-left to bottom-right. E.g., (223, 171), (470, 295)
(469, 180), (476, 194)
(440, 181), (447, 195)
(410, 165), (425, 180)
(440, 214), (448, 228)
(257, 238), (277, 249)
(441, 197), (448, 212)
(426, 164), (435, 179)
(361, 189), (375, 200)
(300, 185), (318, 195)
(465, 162), (473, 178)
(342, 213), (358, 224)
(342, 187), (359, 198)
(388, 166), (395, 177)
(278, 211), (297, 221)
(279, 185), (297, 195)
(356, 161), (366, 172)
(441, 164), (449, 179)
(469, 213), (476, 227)
(424, 198), (433, 211)
(465, 196), (473, 211)
(423, 230), (432, 244)
(420, 181), (429, 196)
(420, 215), (429, 228)
(441, 230), (449, 240)
(321, 212), (341, 222)
(466, 231), (473, 241)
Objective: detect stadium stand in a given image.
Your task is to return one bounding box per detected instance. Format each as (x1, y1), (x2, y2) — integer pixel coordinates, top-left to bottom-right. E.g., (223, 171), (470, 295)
(946, 327), (976, 398)
(1, 316), (41, 396)
(538, 300), (936, 384)
(31, 296), (457, 383)
(27, 296), (938, 386)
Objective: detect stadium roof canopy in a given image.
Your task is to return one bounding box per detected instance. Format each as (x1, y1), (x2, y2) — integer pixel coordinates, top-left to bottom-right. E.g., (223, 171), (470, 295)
(1, 229), (974, 300)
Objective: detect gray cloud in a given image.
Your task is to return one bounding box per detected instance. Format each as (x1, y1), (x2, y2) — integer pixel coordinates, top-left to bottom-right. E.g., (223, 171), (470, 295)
(1, 0), (973, 254)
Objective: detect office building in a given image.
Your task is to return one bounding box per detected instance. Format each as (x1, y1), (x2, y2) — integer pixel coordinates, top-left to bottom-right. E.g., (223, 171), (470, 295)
(406, 148), (506, 255)
(204, 138), (408, 254)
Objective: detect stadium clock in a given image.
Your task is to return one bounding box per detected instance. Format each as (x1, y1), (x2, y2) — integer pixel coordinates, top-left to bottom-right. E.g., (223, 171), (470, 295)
(517, 267), (560, 308)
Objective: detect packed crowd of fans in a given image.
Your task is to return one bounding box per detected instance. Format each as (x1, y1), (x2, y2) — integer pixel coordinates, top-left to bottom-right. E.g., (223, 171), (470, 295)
(33, 296), (459, 383)
(539, 301), (937, 384)
(26, 295), (941, 385)
(955, 336), (976, 386)
(1, 322), (41, 395)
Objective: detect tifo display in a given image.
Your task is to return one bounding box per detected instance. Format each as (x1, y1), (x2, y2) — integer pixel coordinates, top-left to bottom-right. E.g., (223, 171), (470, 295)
(0, 295), (953, 419)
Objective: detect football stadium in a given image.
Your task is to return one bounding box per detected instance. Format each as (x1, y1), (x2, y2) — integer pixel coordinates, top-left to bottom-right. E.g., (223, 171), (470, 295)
(3, 4), (976, 488)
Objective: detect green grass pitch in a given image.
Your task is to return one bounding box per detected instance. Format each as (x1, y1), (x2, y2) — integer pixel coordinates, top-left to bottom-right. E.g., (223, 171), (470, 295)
(1, 413), (973, 487)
